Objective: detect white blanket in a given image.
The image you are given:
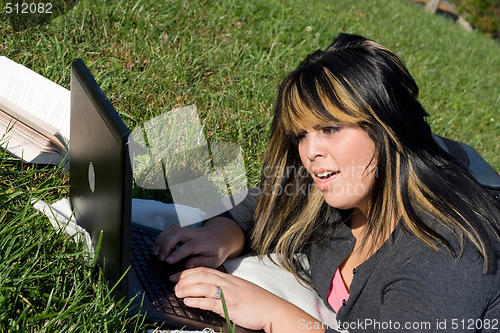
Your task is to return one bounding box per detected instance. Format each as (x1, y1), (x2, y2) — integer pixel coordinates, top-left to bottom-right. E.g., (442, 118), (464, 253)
(32, 198), (341, 332)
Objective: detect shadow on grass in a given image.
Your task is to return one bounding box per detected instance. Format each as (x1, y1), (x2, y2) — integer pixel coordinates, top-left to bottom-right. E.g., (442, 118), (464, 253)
(4, 0), (79, 32)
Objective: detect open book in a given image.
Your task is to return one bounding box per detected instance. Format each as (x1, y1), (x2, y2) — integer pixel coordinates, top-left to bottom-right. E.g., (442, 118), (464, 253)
(0, 56), (70, 166)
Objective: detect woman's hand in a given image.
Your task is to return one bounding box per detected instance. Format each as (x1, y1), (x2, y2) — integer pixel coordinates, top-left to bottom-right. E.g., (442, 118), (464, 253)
(153, 217), (245, 269)
(171, 267), (325, 332)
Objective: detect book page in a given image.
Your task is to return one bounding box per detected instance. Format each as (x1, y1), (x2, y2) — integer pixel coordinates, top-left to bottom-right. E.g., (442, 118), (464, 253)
(0, 112), (65, 164)
(0, 56), (70, 140)
(0, 96), (65, 149)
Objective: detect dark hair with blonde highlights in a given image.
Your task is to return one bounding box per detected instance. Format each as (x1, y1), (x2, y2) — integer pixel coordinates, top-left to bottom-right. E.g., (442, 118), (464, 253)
(251, 33), (500, 283)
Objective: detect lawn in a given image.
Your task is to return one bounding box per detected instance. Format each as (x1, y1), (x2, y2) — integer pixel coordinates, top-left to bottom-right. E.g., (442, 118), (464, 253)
(0, 0), (499, 331)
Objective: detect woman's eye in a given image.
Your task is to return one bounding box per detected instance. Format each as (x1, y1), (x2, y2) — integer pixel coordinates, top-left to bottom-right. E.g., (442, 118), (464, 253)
(322, 126), (341, 135)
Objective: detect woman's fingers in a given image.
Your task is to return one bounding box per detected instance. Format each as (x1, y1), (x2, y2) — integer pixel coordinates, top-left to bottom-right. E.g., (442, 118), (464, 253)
(171, 266), (226, 283)
(153, 217), (245, 269)
(173, 269), (233, 317)
(175, 280), (221, 299)
(172, 267), (277, 331)
(153, 225), (200, 263)
(164, 239), (218, 267)
(153, 225), (183, 256)
(183, 297), (223, 315)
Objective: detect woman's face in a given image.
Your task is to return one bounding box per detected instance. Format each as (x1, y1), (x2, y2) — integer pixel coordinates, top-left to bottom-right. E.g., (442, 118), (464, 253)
(297, 124), (378, 214)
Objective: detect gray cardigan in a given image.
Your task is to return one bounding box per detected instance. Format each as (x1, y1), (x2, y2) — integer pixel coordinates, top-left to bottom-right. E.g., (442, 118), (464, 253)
(220, 188), (500, 332)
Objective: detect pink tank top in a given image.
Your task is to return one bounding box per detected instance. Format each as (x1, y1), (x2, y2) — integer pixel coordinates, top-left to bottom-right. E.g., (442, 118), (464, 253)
(327, 268), (350, 313)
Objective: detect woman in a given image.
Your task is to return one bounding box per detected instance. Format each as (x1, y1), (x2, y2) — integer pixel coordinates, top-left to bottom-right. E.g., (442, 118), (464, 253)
(154, 33), (500, 332)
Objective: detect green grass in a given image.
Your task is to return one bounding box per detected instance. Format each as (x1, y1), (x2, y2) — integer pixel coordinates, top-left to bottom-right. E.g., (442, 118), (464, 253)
(0, 0), (499, 331)
(0, 152), (145, 331)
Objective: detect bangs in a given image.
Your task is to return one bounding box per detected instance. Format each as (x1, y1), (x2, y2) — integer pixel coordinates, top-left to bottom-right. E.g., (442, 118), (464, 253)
(278, 66), (366, 136)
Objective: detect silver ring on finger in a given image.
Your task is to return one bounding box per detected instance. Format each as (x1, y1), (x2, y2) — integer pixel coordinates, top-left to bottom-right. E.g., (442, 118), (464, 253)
(214, 285), (222, 300)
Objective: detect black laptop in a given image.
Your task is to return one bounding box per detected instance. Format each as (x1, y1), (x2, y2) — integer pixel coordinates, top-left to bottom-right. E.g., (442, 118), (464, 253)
(69, 58), (255, 332)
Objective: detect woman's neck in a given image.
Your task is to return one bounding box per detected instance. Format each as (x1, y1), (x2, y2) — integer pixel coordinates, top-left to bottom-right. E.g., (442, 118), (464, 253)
(350, 209), (368, 240)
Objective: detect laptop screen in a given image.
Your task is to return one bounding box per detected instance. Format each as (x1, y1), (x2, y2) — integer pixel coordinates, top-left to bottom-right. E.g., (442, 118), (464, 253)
(70, 58), (132, 296)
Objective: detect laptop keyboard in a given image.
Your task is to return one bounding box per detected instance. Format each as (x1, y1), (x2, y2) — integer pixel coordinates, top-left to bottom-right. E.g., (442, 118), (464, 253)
(130, 224), (222, 327)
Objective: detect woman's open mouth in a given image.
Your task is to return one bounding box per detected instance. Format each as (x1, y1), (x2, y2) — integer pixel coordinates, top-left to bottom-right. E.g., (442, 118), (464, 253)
(314, 170), (339, 190)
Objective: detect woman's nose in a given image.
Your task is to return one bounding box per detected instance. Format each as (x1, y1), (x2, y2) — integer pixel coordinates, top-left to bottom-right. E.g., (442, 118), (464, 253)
(304, 133), (326, 161)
